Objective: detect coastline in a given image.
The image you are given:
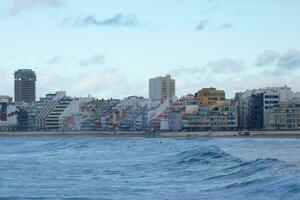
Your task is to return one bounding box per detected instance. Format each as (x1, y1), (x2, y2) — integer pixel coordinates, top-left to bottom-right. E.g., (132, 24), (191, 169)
(0, 131), (145, 137)
(159, 130), (300, 138)
(0, 130), (300, 138)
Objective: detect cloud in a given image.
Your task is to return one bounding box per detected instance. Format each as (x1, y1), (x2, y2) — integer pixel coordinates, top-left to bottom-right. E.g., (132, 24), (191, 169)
(218, 22), (234, 29)
(195, 19), (210, 31)
(33, 67), (147, 99)
(207, 58), (244, 73)
(8, 0), (63, 15)
(69, 68), (147, 98)
(47, 55), (63, 65)
(196, 20), (233, 31)
(255, 50), (279, 66)
(255, 49), (300, 70)
(76, 13), (140, 27)
(277, 49), (300, 70)
(173, 49), (300, 98)
(79, 55), (105, 66)
(218, 68), (300, 98)
(169, 50), (300, 98)
(170, 58), (244, 76)
(60, 16), (72, 25)
(171, 65), (300, 99)
(201, 6), (219, 15)
(37, 69), (71, 94)
(169, 66), (204, 76)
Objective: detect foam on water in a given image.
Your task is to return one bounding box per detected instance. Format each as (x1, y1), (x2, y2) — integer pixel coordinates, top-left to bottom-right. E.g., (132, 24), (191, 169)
(0, 136), (300, 200)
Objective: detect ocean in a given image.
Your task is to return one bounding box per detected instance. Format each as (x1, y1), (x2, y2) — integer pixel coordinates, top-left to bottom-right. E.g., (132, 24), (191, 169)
(0, 136), (300, 200)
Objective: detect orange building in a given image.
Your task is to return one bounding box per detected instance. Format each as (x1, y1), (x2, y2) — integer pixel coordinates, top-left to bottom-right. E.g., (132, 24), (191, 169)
(195, 87), (225, 106)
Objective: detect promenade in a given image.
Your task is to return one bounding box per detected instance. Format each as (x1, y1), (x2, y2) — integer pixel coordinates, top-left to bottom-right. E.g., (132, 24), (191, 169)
(1, 130), (300, 138)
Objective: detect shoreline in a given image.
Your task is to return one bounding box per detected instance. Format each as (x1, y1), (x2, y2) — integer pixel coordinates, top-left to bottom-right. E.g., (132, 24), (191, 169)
(0, 130), (300, 138)
(0, 131), (145, 137)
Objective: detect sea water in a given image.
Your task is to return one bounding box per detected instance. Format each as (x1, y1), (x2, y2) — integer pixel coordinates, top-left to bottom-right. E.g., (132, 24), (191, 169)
(0, 136), (300, 199)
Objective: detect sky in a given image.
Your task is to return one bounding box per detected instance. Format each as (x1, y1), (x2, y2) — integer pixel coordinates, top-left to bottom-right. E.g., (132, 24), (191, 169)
(0, 0), (300, 99)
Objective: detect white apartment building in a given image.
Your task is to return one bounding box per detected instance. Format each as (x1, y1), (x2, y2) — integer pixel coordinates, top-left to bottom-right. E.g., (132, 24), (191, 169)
(36, 91), (73, 131)
(149, 74), (175, 102)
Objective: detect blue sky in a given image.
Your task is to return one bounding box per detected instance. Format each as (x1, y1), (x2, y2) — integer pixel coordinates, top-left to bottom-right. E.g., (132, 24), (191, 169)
(1, 0), (300, 99)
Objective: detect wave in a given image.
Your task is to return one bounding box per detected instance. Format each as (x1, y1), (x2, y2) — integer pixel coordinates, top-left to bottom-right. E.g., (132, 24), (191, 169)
(175, 145), (237, 165)
(1, 138), (93, 155)
(206, 158), (288, 181)
(199, 156), (300, 199)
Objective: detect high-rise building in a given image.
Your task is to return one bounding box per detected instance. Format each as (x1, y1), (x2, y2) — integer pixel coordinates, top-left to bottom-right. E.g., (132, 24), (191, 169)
(14, 69), (36, 103)
(149, 74), (175, 102)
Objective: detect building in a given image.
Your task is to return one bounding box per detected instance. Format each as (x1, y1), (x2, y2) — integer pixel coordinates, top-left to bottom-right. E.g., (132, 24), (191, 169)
(148, 96), (185, 131)
(30, 93), (59, 131)
(0, 95), (12, 103)
(248, 93), (264, 129)
(236, 85), (300, 129)
(59, 97), (94, 131)
(114, 96), (148, 131)
(14, 69), (36, 103)
(265, 98), (300, 130)
(195, 87), (225, 106)
(16, 92), (59, 131)
(0, 96), (18, 131)
(17, 108), (28, 131)
(36, 91), (72, 131)
(45, 96), (72, 131)
(159, 111), (183, 131)
(182, 100), (238, 131)
(148, 96), (178, 127)
(79, 98), (121, 131)
(149, 74), (175, 102)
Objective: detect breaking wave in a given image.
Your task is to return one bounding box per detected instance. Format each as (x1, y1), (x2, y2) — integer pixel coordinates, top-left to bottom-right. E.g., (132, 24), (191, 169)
(0, 136), (300, 199)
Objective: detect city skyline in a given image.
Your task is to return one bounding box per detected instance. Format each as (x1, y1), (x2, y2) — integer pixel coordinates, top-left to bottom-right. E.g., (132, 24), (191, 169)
(1, 0), (300, 99)
(1, 2), (300, 199)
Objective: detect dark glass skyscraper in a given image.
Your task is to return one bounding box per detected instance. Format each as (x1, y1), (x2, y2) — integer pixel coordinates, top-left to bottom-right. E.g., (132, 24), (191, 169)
(14, 69), (36, 103)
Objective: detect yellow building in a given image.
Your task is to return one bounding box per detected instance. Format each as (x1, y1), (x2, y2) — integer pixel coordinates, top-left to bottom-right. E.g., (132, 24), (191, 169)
(195, 87), (225, 106)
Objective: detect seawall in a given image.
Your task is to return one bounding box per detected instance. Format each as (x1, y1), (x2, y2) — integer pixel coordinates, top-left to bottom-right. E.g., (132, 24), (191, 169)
(0, 131), (145, 137)
(159, 130), (300, 138)
(1, 130), (300, 138)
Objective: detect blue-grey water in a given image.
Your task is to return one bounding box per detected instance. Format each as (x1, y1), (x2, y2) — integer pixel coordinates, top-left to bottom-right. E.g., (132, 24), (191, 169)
(0, 136), (300, 200)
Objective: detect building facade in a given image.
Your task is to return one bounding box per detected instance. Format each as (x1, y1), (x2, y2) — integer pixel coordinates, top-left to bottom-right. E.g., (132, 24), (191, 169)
(265, 99), (300, 130)
(0, 96), (17, 131)
(45, 96), (72, 131)
(14, 69), (36, 103)
(149, 74), (175, 102)
(236, 86), (300, 130)
(195, 88), (225, 106)
(114, 96), (148, 131)
(59, 97), (94, 131)
(182, 100), (237, 131)
(36, 91), (72, 131)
